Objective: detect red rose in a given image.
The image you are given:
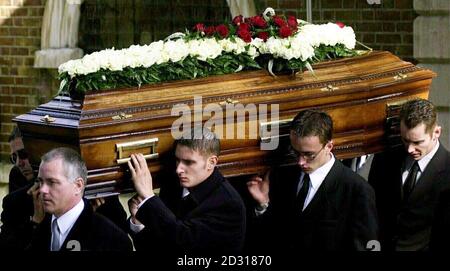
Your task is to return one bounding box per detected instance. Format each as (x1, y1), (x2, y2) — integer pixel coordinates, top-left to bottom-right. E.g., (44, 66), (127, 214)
(257, 31), (269, 41)
(232, 15), (243, 25)
(205, 26), (215, 36)
(194, 23), (205, 32)
(250, 15), (267, 28)
(272, 16), (286, 27)
(238, 22), (251, 31)
(336, 21), (345, 28)
(279, 25), (292, 38)
(216, 24), (229, 38)
(237, 28), (252, 42)
(287, 16), (298, 29)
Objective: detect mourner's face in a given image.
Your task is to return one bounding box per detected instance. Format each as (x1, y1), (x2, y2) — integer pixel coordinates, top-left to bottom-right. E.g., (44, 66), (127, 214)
(38, 158), (84, 217)
(290, 132), (333, 174)
(401, 121), (441, 160)
(175, 145), (217, 188)
(9, 137), (34, 181)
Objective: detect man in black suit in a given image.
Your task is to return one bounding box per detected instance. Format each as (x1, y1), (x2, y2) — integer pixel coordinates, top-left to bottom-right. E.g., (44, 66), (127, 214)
(247, 109), (378, 251)
(28, 147), (132, 251)
(7, 126), (35, 193)
(1, 130), (128, 250)
(127, 128), (246, 255)
(369, 98), (450, 251)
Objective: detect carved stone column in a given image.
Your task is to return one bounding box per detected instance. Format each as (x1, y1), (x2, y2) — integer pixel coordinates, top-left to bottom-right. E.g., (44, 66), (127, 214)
(414, 0), (450, 147)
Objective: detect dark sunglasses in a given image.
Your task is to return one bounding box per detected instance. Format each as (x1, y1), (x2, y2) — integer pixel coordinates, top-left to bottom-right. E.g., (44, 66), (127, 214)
(10, 149), (29, 164)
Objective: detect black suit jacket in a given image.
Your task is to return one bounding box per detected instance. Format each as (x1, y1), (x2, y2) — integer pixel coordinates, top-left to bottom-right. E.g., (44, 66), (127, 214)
(8, 166), (31, 193)
(0, 184), (34, 250)
(253, 159), (378, 251)
(430, 187), (450, 251)
(132, 168), (246, 255)
(29, 199), (132, 251)
(369, 143), (450, 251)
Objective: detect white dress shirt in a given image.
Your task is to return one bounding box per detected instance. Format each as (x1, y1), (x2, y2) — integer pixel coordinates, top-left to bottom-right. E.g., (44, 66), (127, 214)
(297, 154), (335, 211)
(255, 154), (336, 215)
(51, 199), (84, 250)
(402, 141), (440, 184)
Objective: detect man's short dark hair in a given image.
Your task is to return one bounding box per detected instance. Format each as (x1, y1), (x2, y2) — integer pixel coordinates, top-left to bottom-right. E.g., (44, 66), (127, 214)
(400, 98), (437, 133)
(41, 147), (87, 185)
(174, 127), (220, 157)
(290, 109), (333, 145)
(8, 126), (22, 142)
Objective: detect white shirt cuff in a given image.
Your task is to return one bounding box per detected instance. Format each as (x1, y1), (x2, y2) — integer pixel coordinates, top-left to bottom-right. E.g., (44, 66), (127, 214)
(129, 218), (145, 233)
(137, 194), (155, 208)
(129, 194), (155, 233)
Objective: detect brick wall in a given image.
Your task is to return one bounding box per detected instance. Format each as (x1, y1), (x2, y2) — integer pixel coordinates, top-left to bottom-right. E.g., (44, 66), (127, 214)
(0, 0), (58, 162)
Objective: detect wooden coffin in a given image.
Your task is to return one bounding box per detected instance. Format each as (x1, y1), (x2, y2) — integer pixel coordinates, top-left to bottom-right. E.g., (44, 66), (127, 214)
(14, 51), (436, 197)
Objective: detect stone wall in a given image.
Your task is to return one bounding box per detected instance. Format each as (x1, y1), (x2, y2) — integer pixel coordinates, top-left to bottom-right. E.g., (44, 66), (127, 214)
(414, 0), (450, 148)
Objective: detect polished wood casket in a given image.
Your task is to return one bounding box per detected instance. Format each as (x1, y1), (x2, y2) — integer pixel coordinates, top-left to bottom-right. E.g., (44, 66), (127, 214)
(14, 51), (436, 197)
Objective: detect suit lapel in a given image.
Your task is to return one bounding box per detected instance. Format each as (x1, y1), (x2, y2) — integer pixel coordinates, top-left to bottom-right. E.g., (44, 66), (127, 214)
(301, 160), (339, 218)
(60, 200), (91, 251)
(408, 144), (447, 203)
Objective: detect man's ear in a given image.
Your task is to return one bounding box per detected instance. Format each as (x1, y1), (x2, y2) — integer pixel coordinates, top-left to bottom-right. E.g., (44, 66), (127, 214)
(207, 155), (218, 169)
(433, 125), (442, 141)
(74, 177), (84, 195)
(326, 140), (334, 152)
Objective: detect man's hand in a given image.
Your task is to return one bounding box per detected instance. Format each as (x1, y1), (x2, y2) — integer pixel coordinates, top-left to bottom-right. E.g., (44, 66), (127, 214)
(128, 194), (143, 225)
(128, 153), (155, 199)
(90, 197), (106, 212)
(27, 182), (45, 223)
(246, 171), (270, 205)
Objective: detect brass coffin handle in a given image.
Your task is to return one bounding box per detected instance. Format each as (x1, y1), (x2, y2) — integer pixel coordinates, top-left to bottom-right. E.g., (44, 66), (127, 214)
(116, 138), (159, 164)
(259, 118), (292, 142)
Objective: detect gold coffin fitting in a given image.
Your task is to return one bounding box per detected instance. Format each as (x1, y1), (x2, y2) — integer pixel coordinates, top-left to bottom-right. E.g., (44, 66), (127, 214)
(116, 138), (159, 164)
(259, 118), (292, 143)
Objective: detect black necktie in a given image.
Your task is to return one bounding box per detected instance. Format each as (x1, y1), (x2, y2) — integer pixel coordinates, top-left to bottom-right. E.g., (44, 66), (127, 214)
(297, 174), (310, 212)
(403, 161), (420, 200)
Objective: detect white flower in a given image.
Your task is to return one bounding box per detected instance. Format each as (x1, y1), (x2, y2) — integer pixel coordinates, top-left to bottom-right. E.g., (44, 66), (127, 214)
(189, 38), (222, 61)
(58, 17), (357, 79)
(163, 39), (189, 63)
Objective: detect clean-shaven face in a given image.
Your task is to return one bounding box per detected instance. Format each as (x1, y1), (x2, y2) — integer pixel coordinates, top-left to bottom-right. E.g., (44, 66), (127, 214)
(38, 158), (83, 217)
(400, 121), (441, 160)
(289, 132), (333, 174)
(175, 145), (215, 188)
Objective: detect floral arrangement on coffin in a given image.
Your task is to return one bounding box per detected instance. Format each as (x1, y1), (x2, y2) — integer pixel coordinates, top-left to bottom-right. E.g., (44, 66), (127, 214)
(58, 7), (362, 99)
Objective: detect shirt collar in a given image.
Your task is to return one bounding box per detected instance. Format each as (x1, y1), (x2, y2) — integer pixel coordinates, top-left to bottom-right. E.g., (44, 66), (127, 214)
(185, 168), (223, 204)
(182, 187), (190, 198)
(304, 154), (335, 190)
(51, 199), (84, 236)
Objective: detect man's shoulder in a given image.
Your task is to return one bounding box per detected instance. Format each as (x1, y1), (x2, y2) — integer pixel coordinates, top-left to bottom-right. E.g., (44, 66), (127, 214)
(2, 184), (32, 208)
(331, 160), (373, 191)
